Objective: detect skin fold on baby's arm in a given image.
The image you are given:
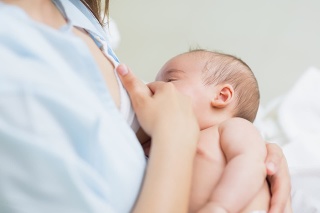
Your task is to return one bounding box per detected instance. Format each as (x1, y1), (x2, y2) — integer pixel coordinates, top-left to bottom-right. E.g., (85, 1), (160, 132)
(198, 117), (269, 213)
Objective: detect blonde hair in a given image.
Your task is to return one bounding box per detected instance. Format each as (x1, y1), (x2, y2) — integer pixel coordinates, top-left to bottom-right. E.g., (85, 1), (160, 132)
(188, 49), (260, 122)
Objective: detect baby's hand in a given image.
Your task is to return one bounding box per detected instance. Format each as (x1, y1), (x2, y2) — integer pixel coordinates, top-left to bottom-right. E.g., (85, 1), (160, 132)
(197, 202), (228, 213)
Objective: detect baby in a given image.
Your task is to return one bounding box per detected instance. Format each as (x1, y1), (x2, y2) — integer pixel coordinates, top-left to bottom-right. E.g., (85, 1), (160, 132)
(139, 49), (270, 213)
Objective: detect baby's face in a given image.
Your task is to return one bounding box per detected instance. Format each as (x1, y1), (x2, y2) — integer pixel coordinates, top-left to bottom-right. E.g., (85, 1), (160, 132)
(156, 54), (217, 130)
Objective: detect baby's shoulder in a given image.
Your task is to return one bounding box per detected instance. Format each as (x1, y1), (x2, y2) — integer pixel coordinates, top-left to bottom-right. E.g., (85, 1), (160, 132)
(218, 117), (255, 133)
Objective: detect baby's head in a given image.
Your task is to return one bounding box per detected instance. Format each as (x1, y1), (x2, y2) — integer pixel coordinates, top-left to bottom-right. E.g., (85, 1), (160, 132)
(156, 49), (260, 130)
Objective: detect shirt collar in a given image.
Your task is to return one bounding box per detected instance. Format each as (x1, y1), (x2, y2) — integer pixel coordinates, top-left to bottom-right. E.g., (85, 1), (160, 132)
(55, 0), (109, 42)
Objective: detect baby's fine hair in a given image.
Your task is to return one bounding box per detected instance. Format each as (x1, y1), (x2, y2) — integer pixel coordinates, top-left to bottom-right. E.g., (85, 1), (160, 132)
(187, 49), (260, 122)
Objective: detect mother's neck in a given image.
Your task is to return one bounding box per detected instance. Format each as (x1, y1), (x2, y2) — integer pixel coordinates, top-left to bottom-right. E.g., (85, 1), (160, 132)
(2, 0), (67, 29)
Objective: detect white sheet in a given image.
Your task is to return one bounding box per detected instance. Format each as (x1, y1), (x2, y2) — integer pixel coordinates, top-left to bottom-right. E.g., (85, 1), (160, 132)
(255, 67), (320, 212)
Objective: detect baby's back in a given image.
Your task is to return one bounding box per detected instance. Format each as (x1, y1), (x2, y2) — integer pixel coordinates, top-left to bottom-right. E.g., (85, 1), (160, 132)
(189, 126), (270, 213)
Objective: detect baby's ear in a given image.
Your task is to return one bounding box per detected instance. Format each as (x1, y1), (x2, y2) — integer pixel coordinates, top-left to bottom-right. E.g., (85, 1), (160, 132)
(211, 84), (234, 108)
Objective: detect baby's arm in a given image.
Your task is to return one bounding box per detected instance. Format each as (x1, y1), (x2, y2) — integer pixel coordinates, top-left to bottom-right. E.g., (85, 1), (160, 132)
(199, 117), (267, 213)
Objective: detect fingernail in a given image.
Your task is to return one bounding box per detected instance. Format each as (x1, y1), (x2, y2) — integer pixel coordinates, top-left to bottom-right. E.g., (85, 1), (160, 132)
(267, 162), (276, 173)
(117, 64), (129, 76)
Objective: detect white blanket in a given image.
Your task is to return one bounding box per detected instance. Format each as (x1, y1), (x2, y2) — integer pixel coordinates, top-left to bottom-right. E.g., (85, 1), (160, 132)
(255, 67), (320, 212)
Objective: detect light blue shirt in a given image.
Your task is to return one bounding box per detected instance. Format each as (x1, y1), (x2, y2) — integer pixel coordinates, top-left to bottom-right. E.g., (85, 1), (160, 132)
(0, 1), (146, 212)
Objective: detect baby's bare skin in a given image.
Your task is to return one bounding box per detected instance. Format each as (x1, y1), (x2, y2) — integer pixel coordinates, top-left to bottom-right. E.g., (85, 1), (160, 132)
(190, 125), (270, 213)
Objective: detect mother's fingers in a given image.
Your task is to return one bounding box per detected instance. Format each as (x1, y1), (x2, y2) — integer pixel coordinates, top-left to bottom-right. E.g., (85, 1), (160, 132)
(116, 64), (152, 108)
(268, 159), (292, 213)
(265, 143), (284, 175)
(266, 143), (292, 213)
(147, 81), (175, 95)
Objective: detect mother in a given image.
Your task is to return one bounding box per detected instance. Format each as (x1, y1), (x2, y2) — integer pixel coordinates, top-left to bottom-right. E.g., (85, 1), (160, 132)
(0, 0), (290, 212)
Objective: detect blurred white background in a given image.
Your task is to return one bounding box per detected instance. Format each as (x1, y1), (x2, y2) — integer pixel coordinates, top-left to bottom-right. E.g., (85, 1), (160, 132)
(109, 0), (320, 104)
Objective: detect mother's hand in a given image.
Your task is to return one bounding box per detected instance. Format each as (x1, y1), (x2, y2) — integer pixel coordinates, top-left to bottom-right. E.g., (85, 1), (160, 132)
(116, 64), (199, 213)
(116, 64), (199, 141)
(265, 143), (292, 213)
